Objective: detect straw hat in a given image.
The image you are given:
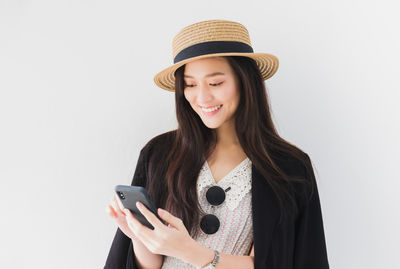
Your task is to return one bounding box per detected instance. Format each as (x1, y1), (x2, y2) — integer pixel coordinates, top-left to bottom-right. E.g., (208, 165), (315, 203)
(153, 19), (279, 92)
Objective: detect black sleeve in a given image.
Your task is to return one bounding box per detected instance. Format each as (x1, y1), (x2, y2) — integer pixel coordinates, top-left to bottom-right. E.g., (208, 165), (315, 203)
(104, 145), (150, 269)
(293, 154), (330, 269)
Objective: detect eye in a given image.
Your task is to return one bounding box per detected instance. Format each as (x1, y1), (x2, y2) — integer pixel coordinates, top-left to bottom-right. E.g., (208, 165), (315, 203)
(184, 81), (223, 88)
(210, 81), (224, 87)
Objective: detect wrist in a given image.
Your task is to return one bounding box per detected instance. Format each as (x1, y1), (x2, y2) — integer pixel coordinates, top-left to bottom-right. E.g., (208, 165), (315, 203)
(179, 238), (215, 268)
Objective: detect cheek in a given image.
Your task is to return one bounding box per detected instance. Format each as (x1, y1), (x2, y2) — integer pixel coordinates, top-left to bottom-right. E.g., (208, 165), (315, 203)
(184, 90), (197, 108)
(183, 90), (191, 102)
(219, 85), (239, 104)
(185, 88), (203, 103)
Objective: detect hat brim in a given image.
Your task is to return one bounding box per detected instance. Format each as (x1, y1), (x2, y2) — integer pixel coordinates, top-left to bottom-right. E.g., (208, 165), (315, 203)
(153, 52), (279, 92)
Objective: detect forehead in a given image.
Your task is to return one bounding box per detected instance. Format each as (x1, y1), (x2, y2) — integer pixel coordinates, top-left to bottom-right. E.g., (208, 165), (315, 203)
(183, 57), (232, 78)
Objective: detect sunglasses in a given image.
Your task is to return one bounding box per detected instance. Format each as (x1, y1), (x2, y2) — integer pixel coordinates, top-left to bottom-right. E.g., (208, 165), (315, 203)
(200, 185), (231, 234)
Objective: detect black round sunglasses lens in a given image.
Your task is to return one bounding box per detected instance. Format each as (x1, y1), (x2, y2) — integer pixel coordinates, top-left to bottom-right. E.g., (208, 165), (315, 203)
(200, 214), (220, 234)
(200, 185), (230, 234)
(206, 185), (226, 206)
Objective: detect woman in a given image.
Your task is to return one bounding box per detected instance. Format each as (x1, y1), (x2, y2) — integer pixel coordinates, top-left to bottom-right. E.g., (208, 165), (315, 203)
(104, 19), (330, 269)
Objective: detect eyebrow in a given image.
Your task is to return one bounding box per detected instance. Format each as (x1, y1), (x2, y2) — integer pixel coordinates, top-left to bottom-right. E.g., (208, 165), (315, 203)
(184, 72), (226, 79)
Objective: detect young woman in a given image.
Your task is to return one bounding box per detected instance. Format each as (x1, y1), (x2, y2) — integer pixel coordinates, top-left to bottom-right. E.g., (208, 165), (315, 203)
(104, 19), (330, 269)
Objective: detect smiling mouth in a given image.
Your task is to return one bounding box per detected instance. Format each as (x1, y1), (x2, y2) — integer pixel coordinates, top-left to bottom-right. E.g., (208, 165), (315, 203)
(201, 104), (223, 112)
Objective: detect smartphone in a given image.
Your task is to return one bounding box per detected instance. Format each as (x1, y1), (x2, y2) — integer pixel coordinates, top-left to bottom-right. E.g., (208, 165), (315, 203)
(114, 185), (166, 229)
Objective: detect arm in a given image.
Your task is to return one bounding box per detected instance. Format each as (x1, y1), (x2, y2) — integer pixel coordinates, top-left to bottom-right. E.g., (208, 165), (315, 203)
(124, 201), (255, 269)
(105, 145), (163, 269)
(131, 239), (164, 269)
(179, 240), (255, 269)
(293, 154), (330, 269)
(105, 199), (163, 269)
(127, 144), (163, 268)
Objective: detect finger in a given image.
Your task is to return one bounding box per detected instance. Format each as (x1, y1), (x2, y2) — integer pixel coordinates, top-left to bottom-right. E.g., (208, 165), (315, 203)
(125, 209), (156, 250)
(114, 194), (126, 211)
(157, 208), (185, 230)
(114, 194), (125, 212)
(136, 202), (164, 230)
(124, 208), (140, 226)
(124, 208), (153, 240)
(111, 196), (126, 216)
(105, 205), (117, 218)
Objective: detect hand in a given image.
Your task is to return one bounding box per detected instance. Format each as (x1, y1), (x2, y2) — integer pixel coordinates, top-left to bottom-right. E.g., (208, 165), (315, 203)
(123, 201), (195, 259)
(105, 194), (140, 241)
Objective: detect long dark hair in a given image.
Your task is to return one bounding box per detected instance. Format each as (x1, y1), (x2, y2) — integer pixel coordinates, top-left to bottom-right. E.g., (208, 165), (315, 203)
(147, 56), (315, 239)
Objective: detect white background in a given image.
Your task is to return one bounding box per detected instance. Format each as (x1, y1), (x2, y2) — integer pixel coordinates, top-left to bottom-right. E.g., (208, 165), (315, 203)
(1, 0), (399, 268)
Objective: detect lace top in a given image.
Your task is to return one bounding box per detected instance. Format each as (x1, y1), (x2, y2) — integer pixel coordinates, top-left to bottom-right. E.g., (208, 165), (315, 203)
(161, 157), (253, 268)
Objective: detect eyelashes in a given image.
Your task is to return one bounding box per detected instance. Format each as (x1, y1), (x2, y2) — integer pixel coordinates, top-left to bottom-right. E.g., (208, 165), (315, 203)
(184, 81), (224, 88)
(211, 82), (224, 87)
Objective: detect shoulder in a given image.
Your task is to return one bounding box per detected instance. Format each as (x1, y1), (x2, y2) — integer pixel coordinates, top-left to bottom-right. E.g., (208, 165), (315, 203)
(270, 147), (311, 179)
(271, 148), (317, 207)
(140, 129), (177, 156)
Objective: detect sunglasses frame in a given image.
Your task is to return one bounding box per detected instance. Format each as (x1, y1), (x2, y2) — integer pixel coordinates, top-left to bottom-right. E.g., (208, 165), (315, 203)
(200, 185), (231, 234)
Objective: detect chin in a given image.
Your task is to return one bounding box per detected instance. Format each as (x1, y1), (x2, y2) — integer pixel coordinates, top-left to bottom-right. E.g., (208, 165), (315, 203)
(201, 119), (223, 129)
(204, 123), (221, 129)
(196, 110), (226, 129)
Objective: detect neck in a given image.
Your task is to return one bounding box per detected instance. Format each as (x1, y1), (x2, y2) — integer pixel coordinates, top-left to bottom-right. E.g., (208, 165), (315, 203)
(215, 120), (240, 148)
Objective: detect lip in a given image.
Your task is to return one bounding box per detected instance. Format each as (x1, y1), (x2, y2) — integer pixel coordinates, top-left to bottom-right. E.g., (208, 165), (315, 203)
(200, 105), (222, 109)
(201, 104), (223, 116)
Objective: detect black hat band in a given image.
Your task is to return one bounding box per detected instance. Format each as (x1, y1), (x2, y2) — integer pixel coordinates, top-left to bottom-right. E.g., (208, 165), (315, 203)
(173, 40), (254, 64)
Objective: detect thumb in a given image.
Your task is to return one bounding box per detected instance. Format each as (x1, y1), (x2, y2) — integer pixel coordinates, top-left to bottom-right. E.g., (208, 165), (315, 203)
(158, 208), (185, 230)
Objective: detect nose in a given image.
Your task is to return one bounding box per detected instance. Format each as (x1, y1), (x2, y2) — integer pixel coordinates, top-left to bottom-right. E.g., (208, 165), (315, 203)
(197, 83), (213, 104)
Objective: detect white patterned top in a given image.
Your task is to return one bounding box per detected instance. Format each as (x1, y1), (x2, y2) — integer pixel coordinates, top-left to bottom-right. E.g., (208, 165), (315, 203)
(161, 157), (253, 269)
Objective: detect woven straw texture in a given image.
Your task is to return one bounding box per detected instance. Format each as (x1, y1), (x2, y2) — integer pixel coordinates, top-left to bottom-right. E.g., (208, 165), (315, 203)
(153, 19), (279, 92)
(172, 20), (252, 59)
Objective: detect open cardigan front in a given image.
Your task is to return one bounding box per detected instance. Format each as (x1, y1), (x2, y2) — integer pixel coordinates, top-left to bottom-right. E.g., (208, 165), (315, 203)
(104, 130), (330, 269)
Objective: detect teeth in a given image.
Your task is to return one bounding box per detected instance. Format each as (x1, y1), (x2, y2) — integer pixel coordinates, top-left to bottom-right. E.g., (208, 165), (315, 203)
(202, 104), (222, 112)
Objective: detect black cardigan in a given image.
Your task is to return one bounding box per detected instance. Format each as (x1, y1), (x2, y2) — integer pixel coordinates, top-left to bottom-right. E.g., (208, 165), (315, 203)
(104, 130), (330, 269)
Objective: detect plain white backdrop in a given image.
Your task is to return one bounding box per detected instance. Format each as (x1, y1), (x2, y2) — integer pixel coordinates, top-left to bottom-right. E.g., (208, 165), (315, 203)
(1, 0), (399, 268)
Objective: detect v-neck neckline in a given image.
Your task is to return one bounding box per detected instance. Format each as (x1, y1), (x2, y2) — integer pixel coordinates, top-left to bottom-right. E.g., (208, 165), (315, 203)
(205, 157), (250, 185)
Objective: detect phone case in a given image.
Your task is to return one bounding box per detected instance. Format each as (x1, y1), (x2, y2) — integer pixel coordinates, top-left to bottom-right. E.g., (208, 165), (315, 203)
(114, 185), (166, 229)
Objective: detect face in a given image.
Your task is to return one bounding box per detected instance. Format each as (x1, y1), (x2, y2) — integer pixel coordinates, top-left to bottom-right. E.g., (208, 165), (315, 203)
(183, 56), (240, 130)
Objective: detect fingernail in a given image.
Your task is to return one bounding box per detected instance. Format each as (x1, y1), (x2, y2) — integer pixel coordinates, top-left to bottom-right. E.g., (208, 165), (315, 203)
(136, 202), (142, 208)
(158, 208), (164, 216)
